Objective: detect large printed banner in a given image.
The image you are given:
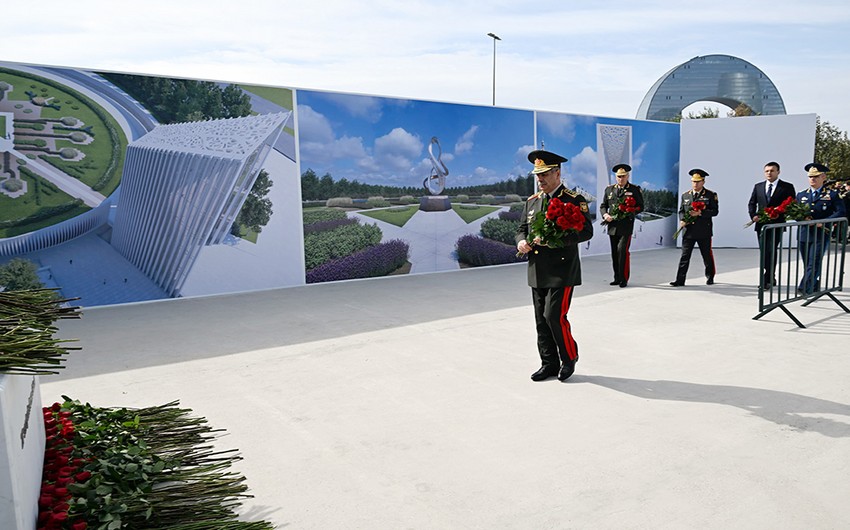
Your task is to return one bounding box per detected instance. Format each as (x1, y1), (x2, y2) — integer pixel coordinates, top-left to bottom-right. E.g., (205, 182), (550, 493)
(0, 61), (680, 307)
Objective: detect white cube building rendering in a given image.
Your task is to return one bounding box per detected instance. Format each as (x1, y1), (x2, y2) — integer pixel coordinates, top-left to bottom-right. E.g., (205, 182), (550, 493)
(111, 112), (290, 297)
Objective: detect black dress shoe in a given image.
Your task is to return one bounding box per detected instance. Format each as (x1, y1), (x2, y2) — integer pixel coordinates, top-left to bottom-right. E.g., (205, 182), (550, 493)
(558, 360), (576, 381)
(619, 281), (627, 288)
(531, 365), (559, 381)
(609, 281), (620, 286)
(706, 278), (714, 285)
(669, 281), (684, 286)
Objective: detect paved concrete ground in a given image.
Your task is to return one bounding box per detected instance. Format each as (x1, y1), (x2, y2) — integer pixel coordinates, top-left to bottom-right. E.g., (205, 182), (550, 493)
(42, 248), (850, 529)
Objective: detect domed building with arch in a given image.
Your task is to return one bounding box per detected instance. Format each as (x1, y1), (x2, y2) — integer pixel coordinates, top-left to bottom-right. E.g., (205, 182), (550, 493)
(636, 54), (786, 121)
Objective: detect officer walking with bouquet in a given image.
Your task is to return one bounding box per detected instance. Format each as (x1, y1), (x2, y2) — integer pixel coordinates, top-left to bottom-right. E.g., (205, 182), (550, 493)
(600, 164), (644, 287)
(669, 169), (719, 286)
(516, 150), (593, 382)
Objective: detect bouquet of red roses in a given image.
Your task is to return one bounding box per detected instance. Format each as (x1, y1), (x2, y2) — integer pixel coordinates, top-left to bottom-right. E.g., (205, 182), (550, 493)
(743, 196), (811, 227)
(673, 200), (706, 239)
(518, 197), (586, 256)
(602, 194), (640, 225)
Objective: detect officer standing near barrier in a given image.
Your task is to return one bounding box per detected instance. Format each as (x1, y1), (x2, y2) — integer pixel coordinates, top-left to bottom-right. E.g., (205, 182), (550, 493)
(796, 163), (846, 294)
(516, 150), (593, 382)
(600, 164), (643, 287)
(669, 169), (718, 286)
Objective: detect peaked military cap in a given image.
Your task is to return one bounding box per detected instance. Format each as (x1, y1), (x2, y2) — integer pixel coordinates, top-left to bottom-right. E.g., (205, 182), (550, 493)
(612, 164), (632, 176)
(688, 168), (708, 181)
(528, 149), (568, 174)
(805, 163), (829, 176)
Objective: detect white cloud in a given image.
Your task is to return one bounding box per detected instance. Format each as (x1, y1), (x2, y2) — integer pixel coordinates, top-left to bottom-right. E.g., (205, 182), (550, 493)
(296, 105), (334, 144)
(569, 146), (598, 192)
(632, 142), (648, 171)
(2, 1), (850, 132)
(537, 113), (577, 142)
(454, 125), (478, 155)
(321, 93), (385, 123)
(374, 128), (423, 171)
(297, 104), (371, 170)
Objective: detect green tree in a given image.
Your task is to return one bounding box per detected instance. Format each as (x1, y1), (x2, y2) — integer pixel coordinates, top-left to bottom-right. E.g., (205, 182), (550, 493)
(0, 258), (43, 291)
(221, 84), (253, 118)
(301, 169), (320, 200)
(318, 173), (334, 199)
(232, 170), (273, 235)
(687, 106), (720, 119)
(728, 103), (756, 117)
(815, 117), (850, 179)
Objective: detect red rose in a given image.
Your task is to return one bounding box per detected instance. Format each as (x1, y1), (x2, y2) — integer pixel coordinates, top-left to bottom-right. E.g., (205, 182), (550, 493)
(72, 521), (88, 530)
(51, 403), (62, 412)
(51, 511), (68, 522)
(555, 216), (570, 229)
(75, 471), (92, 482)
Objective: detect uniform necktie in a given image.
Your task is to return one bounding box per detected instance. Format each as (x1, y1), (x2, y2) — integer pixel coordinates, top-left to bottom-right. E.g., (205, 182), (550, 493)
(766, 182), (773, 201)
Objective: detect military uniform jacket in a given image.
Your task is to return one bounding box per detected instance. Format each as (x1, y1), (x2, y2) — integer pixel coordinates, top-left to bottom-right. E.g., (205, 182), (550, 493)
(600, 183), (644, 236)
(679, 188), (719, 240)
(515, 185), (594, 288)
(748, 179), (795, 231)
(796, 187), (847, 242)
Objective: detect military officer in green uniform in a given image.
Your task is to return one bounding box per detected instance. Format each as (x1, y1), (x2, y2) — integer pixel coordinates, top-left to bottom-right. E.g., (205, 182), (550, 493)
(600, 164), (644, 287)
(516, 150), (593, 382)
(669, 168), (719, 286)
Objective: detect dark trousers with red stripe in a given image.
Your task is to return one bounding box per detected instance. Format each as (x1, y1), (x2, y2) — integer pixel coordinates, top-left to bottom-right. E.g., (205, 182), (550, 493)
(609, 234), (631, 283)
(675, 237), (715, 284)
(531, 286), (578, 369)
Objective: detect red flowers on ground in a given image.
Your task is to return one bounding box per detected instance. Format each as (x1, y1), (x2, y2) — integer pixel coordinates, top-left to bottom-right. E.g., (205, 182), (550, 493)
(38, 404), (90, 530)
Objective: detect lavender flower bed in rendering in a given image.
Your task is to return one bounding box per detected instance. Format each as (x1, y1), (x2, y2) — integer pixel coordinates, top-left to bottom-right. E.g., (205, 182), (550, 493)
(306, 239), (410, 283)
(455, 234), (524, 266)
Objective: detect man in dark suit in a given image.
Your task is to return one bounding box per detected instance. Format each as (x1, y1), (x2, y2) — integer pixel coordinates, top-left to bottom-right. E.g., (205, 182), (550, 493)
(796, 163), (847, 294)
(747, 161), (796, 287)
(669, 169), (719, 286)
(516, 150), (593, 382)
(600, 164), (644, 287)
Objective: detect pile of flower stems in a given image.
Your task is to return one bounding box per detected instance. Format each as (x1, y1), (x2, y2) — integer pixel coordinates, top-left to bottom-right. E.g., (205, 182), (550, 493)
(42, 397), (275, 529)
(0, 289), (81, 375)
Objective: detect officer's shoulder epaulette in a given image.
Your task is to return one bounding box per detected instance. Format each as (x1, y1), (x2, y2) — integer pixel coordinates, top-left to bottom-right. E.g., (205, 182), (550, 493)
(527, 191), (543, 201)
(558, 188), (579, 198)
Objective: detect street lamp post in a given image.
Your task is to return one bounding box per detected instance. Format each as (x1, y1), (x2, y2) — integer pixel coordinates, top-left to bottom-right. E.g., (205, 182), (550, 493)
(487, 32), (501, 106)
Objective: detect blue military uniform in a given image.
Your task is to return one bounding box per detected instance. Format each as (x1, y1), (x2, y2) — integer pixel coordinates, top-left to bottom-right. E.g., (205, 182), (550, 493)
(796, 163), (847, 293)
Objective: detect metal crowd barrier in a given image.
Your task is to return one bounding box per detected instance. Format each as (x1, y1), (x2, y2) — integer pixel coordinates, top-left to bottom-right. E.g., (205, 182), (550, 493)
(754, 218), (848, 328)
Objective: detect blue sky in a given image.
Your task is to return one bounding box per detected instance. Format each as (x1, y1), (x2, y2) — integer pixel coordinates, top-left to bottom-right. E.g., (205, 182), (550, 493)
(3, 0), (849, 132)
(298, 91), (534, 188)
(298, 90), (680, 193)
(536, 113), (680, 193)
